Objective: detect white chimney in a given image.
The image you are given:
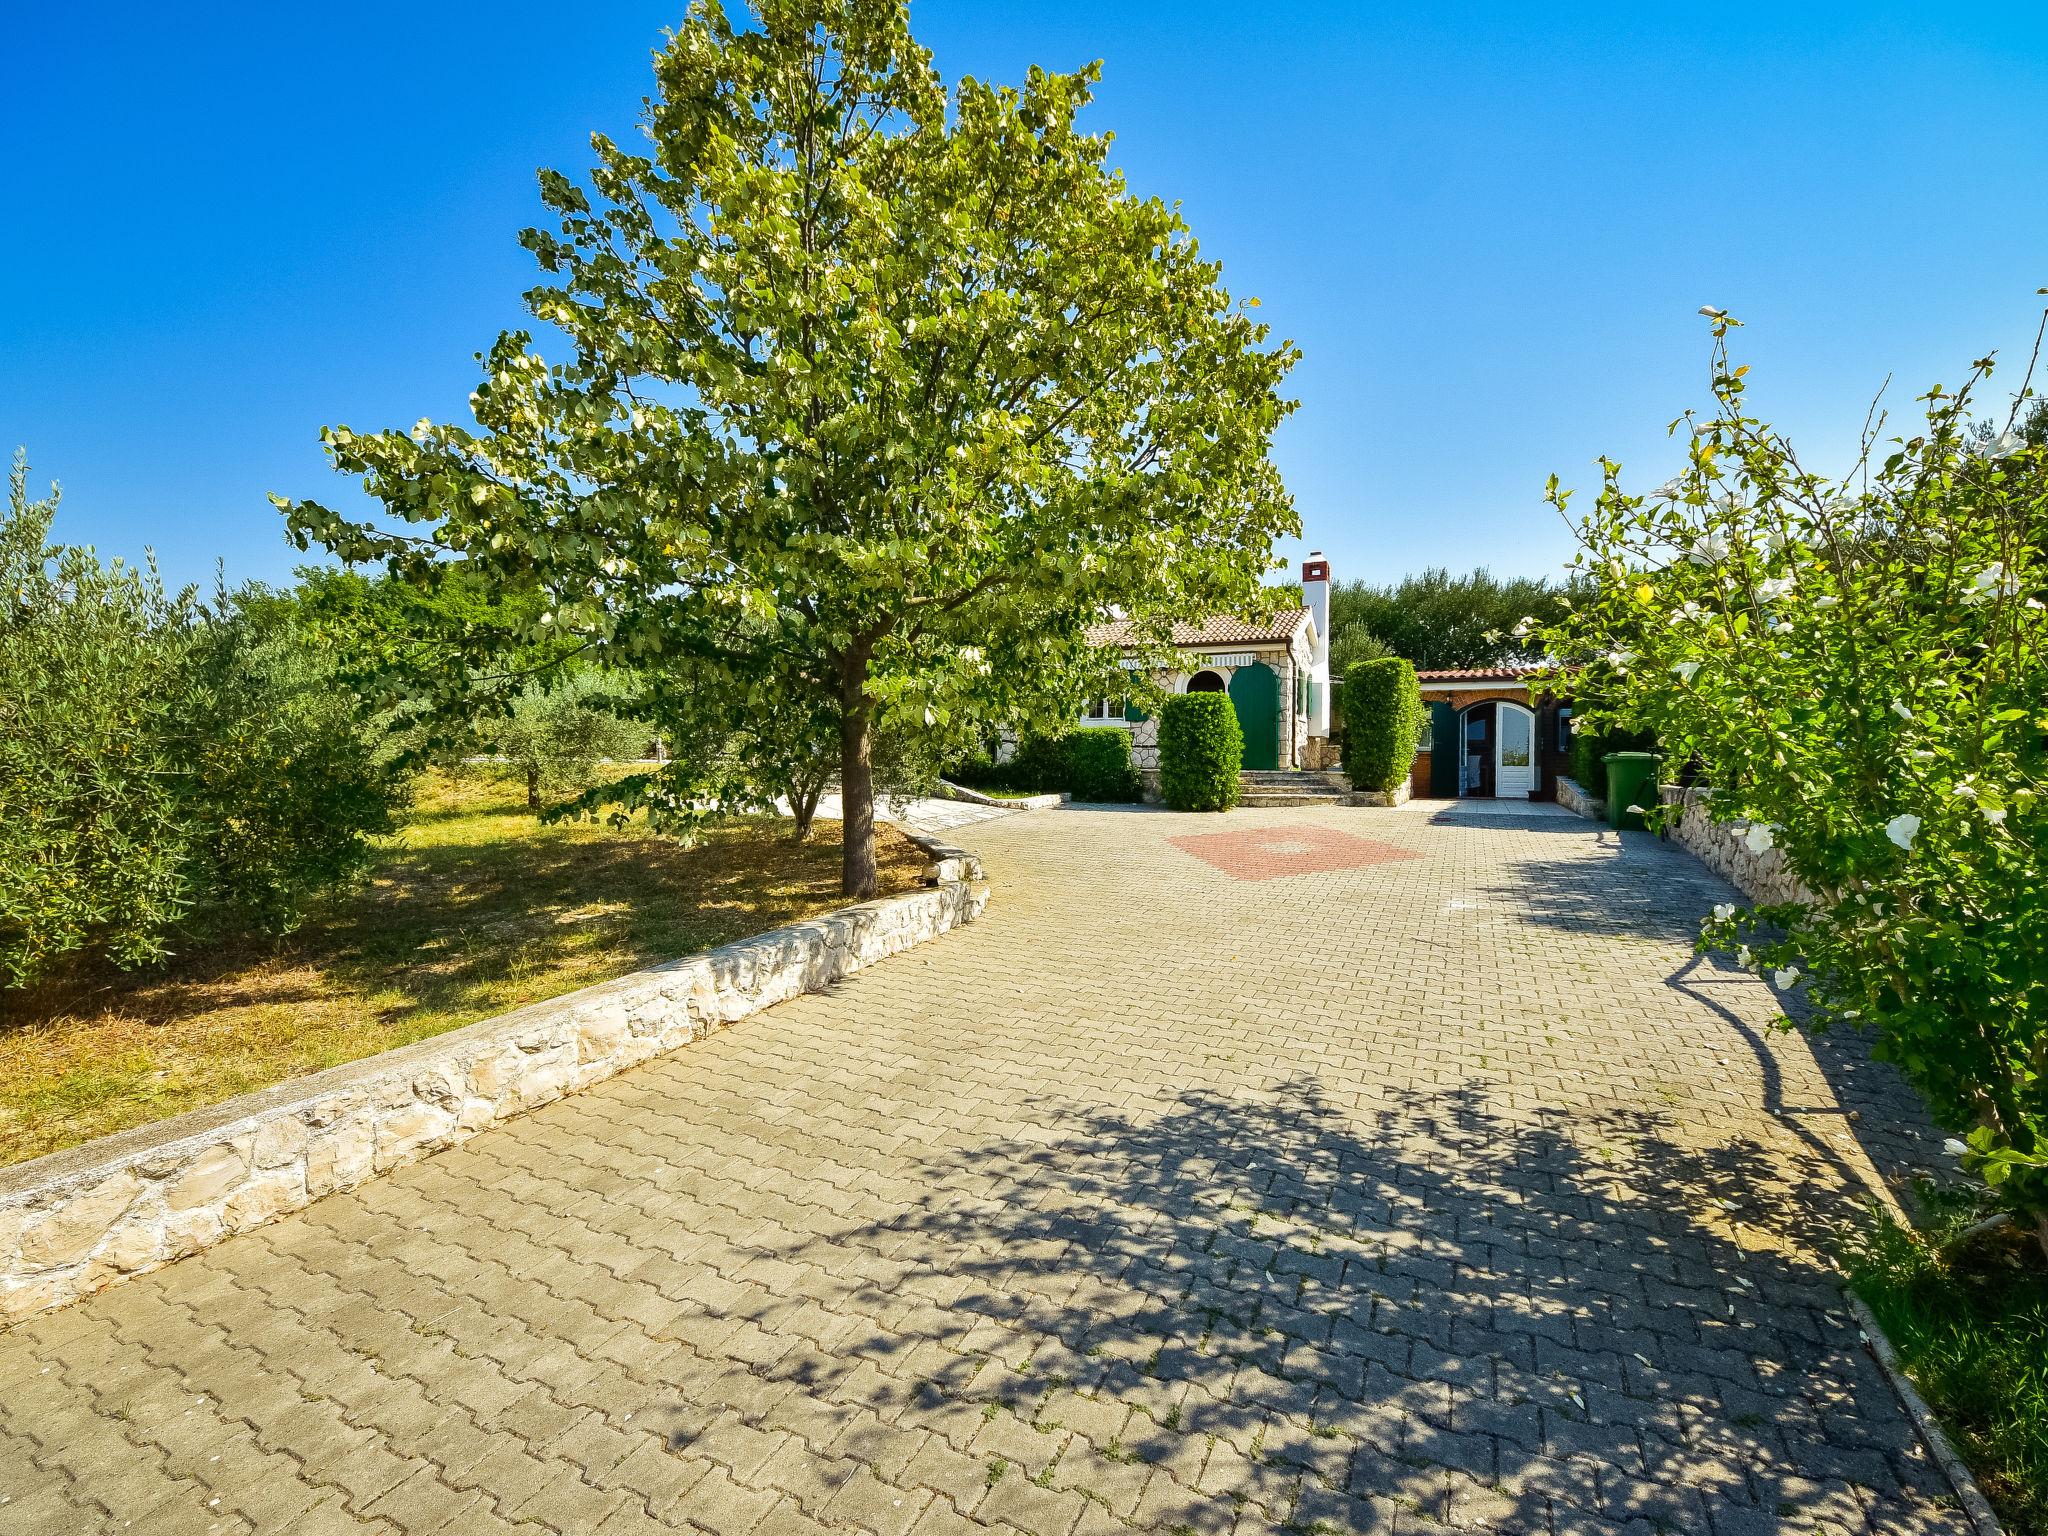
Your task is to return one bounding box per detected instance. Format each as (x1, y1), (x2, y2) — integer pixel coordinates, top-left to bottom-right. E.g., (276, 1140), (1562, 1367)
(1302, 551), (1332, 736)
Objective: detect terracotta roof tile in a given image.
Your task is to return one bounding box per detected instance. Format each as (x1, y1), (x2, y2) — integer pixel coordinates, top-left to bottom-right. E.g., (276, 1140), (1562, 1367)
(1414, 664), (1546, 682)
(1088, 610), (1313, 648)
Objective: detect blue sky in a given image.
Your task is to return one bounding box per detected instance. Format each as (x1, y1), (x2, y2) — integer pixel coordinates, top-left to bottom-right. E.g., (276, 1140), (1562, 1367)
(6, 2), (2046, 593)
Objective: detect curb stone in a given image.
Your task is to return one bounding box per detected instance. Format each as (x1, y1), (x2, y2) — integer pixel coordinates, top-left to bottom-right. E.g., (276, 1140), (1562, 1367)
(1845, 1290), (2005, 1535)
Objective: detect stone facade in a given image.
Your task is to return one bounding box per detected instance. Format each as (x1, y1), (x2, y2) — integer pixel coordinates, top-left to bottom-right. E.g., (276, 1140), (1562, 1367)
(0, 833), (988, 1328)
(1118, 625), (1317, 773)
(1660, 785), (1815, 907)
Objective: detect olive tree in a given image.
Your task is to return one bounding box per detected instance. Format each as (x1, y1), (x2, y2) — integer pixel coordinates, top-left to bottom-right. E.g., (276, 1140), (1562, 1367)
(279, 0), (1298, 896)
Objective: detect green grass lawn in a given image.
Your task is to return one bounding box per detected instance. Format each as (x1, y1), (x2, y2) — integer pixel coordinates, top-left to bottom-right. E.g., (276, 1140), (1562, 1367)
(1845, 1189), (2048, 1534)
(0, 769), (928, 1167)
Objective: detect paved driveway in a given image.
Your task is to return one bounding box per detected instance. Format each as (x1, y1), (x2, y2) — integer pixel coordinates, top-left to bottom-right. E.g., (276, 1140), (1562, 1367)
(0, 804), (1964, 1535)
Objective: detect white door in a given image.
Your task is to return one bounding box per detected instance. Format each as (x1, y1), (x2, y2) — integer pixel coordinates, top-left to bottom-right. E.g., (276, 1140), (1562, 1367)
(1496, 703), (1536, 797)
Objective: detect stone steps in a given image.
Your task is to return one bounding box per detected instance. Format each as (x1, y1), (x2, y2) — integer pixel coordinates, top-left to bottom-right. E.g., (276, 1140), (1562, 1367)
(1237, 769), (1353, 807)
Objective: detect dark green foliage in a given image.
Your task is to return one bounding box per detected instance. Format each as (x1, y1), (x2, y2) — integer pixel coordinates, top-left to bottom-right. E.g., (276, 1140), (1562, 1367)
(1568, 720), (1658, 792)
(2, 460), (189, 984)
(171, 596), (407, 941)
(493, 672), (647, 813)
(1329, 566), (1579, 670)
(1066, 729), (1142, 803)
(1340, 659), (1422, 793)
(950, 728), (1141, 803)
(0, 458), (406, 987)
(1845, 1189), (2048, 1533)
(1157, 693), (1242, 811)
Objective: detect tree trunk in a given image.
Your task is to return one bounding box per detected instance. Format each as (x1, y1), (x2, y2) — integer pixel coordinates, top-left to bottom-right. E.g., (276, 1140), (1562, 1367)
(838, 649), (878, 900)
(525, 765), (541, 814)
(2038, 1212), (2048, 1265)
(790, 780), (821, 842)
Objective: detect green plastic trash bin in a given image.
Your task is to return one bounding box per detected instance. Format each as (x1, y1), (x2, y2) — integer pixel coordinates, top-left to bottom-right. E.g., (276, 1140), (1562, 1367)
(1604, 751), (1662, 831)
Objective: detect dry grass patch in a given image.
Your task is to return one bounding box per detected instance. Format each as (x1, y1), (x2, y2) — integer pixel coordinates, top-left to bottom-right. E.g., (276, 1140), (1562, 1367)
(0, 770), (928, 1166)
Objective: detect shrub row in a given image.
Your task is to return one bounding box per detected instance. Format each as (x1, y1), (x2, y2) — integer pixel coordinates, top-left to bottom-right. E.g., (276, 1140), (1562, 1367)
(950, 726), (1142, 803)
(1567, 720), (1658, 792)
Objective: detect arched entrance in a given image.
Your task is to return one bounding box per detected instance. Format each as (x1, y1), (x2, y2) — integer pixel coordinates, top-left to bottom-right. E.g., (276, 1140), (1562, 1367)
(1227, 661), (1281, 770)
(1185, 670), (1226, 693)
(1456, 699), (1536, 798)
(1495, 701), (1536, 796)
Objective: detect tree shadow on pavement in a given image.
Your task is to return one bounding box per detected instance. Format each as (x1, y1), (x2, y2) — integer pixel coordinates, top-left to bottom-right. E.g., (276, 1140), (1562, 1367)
(713, 1079), (1965, 1535)
(1486, 845), (1952, 1213)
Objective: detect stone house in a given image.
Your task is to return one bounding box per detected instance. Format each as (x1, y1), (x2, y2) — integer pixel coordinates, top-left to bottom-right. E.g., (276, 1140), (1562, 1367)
(1408, 665), (1575, 802)
(1081, 554), (1336, 774)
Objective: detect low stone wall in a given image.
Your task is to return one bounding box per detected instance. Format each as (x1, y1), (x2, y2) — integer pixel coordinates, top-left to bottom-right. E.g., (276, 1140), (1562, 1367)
(1352, 779), (1411, 808)
(1556, 775), (1604, 821)
(0, 834), (988, 1328)
(935, 780), (1064, 811)
(1659, 785), (1814, 907)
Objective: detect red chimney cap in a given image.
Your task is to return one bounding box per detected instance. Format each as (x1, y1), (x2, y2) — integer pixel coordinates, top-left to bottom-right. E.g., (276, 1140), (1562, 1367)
(1302, 555), (1330, 583)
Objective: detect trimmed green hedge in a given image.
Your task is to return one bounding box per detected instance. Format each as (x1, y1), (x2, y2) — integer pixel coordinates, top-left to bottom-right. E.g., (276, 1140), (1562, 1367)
(1158, 692), (1242, 811)
(1568, 721), (1658, 793)
(1066, 728), (1143, 803)
(949, 728), (1142, 803)
(1340, 658), (1422, 793)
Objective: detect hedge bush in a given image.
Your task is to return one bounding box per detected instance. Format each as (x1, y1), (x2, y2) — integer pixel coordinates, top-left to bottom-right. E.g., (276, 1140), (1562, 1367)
(1066, 728), (1143, 803)
(1157, 692), (1242, 811)
(950, 728), (1143, 802)
(1567, 720), (1657, 793)
(1340, 658), (1422, 793)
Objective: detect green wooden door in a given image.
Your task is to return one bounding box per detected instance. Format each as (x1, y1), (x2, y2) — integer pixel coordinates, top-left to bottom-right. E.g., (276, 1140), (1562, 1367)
(1228, 662), (1281, 770)
(1429, 701), (1461, 797)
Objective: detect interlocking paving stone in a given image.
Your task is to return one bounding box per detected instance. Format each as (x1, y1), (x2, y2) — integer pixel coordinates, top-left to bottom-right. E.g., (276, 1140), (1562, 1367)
(0, 802), (1968, 1533)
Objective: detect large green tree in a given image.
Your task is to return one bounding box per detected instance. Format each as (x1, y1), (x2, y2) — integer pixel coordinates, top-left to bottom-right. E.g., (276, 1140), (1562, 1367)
(279, 0), (1298, 896)
(1329, 566), (1578, 671)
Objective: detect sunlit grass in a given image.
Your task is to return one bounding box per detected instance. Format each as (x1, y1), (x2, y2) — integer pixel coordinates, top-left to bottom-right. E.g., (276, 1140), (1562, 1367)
(1844, 1186), (2048, 1534)
(0, 769), (928, 1165)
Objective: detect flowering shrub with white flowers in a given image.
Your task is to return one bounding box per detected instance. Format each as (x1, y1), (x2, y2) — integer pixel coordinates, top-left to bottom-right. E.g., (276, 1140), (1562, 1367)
(1537, 309), (2048, 1247)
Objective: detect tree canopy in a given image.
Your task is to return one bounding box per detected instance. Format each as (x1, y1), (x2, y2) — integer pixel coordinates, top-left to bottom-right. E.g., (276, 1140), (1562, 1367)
(1329, 566), (1577, 672)
(278, 0), (1299, 894)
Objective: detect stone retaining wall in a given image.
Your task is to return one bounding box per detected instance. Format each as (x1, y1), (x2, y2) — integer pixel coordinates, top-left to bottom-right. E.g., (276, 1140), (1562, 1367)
(1556, 774), (1604, 821)
(0, 834), (988, 1328)
(1659, 785), (1814, 907)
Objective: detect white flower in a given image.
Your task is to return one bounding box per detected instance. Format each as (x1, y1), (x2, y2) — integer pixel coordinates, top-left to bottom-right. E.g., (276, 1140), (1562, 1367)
(1884, 813), (1921, 851)
(1511, 615), (1538, 638)
(1699, 305), (1727, 318)
(1773, 967), (1802, 989)
(1673, 662), (1701, 682)
(1890, 701), (1912, 721)
(1686, 537), (1729, 567)
(1625, 804), (1646, 816)
(1713, 903), (1736, 921)
(1984, 805), (2008, 826)
(1943, 1137), (1968, 1159)
(1736, 944), (1753, 969)
(1962, 563), (2019, 604)
(1812, 594), (1839, 608)
(1742, 822), (1775, 855)
(1953, 779), (1978, 800)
